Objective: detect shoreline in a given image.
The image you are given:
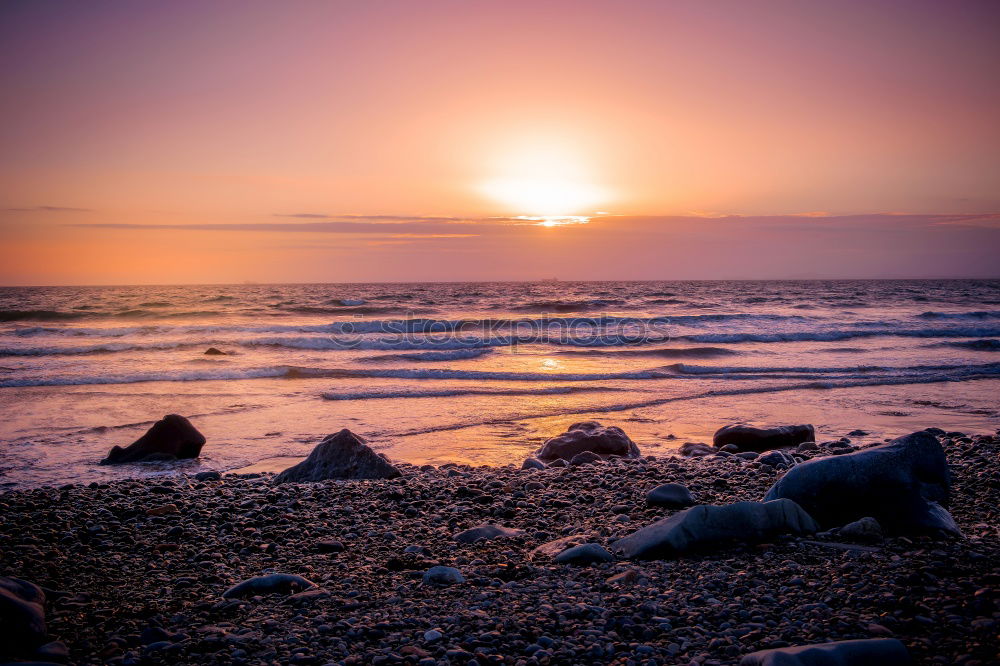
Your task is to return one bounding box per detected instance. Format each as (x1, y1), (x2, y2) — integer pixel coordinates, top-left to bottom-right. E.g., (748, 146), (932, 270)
(1, 428), (997, 665)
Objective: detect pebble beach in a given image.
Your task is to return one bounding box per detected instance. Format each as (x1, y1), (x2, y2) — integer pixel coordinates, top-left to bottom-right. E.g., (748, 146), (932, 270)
(1, 429), (997, 665)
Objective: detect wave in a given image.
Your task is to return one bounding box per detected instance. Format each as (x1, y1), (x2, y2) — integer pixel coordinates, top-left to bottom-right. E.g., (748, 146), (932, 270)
(554, 346), (740, 358)
(682, 326), (1000, 344)
(0, 366), (293, 387)
(360, 348), (495, 362)
(0, 341), (197, 356)
(917, 310), (1000, 320)
(934, 339), (1000, 351)
(0, 310), (87, 322)
(321, 385), (614, 400)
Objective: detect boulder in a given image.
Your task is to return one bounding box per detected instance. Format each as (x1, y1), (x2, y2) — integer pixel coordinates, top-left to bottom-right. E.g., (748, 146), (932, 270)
(0, 577), (47, 654)
(204, 347), (227, 355)
(553, 543), (615, 565)
(838, 517), (884, 543)
(274, 429), (401, 482)
(222, 574), (316, 599)
(422, 566), (464, 586)
(611, 499), (818, 559)
(529, 534), (588, 560)
(763, 431), (958, 535)
(100, 414), (205, 464)
(678, 442), (716, 457)
(740, 638), (911, 666)
(535, 421), (639, 462)
(713, 424), (815, 452)
(757, 450), (797, 468)
(453, 525), (524, 544)
(646, 483), (695, 508)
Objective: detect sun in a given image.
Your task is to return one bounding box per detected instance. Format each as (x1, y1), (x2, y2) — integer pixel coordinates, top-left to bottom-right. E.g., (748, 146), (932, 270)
(479, 177), (608, 217)
(476, 139), (612, 216)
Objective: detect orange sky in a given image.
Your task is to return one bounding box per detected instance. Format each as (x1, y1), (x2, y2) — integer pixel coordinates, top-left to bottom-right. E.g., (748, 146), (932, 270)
(1, 1), (999, 284)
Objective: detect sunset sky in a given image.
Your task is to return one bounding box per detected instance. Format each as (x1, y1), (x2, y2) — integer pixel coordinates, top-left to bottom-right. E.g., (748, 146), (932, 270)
(1, 0), (999, 284)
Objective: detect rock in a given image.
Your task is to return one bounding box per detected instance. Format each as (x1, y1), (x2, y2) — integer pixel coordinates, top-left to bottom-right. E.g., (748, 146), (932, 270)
(713, 424), (815, 452)
(838, 517), (884, 543)
(847, 429), (869, 437)
(453, 524), (524, 544)
(194, 470), (220, 481)
(611, 499), (819, 559)
(529, 534), (588, 560)
(100, 414), (206, 465)
(757, 450), (796, 468)
(764, 431), (959, 535)
(203, 347), (227, 355)
(274, 429), (401, 482)
(553, 543), (614, 565)
(606, 569), (639, 585)
(678, 442), (716, 457)
(222, 574), (316, 599)
(422, 566), (464, 586)
(535, 421), (640, 462)
(739, 638), (910, 665)
(646, 483), (695, 508)
(521, 457), (547, 470)
(145, 504), (178, 516)
(569, 450), (603, 466)
(796, 441), (819, 453)
(547, 458), (568, 468)
(315, 539), (345, 553)
(423, 629), (443, 642)
(0, 577), (47, 654)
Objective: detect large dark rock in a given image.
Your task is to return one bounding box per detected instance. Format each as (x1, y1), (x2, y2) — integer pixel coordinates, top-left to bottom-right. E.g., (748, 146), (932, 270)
(740, 638), (911, 665)
(535, 421), (640, 462)
(222, 574), (316, 599)
(100, 414), (206, 465)
(764, 431), (958, 535)
(553, 543), (615, 565)
(713, 424), (815, 452)
(274, 429), (401, 482)
(0, 577), (47, 654)
(611, 499), (818, 559)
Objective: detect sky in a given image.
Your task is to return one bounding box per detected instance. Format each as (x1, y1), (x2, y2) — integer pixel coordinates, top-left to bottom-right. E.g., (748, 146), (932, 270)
(1, 0), (998, 285)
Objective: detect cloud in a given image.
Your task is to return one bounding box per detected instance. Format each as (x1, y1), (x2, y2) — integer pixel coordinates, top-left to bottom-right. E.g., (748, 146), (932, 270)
(3, 205), (92, 212)
(64, 220), (506, 235)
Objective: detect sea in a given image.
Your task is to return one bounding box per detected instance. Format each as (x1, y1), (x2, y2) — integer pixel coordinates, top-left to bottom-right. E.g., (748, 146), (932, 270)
(1, 279), (998, 488)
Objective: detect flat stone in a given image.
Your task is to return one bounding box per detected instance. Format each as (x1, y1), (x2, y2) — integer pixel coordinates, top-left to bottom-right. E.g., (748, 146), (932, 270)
(222, 574), (316, 599)
(739, 638), (910, 665)
(553, 543), (615, 565)
(611, 499), (819, 559)
(453, 524), (524, 544)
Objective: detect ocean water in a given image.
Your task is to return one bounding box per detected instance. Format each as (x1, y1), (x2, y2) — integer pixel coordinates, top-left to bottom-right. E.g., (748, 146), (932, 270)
(1, 280), (999, 487)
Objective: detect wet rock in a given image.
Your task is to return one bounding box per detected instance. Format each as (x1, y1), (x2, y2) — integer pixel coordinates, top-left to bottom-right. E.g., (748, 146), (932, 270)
(521, 457), (546, 471)
(553, 543), (614, 565)
(194, 470), (220, 481)
(679, 442), (716, 457)
(453, 524), (524, 544)
(0, 577), (47, 654)
(611, 499), (818, 559)
(764, 431), (959, 535)
(422, 566), (464, 586)
(739, 638), (910, 665)
(535, 421), (640, 462)
(569, 450), (603, 466)
(714, 423), (815, 451)
(274, 429), (401, 482)
(838, 517), (884, 543)
(646, 483), (694, 508)
(100, 414), (206, 465)
(222, 574), (316, 599)
(203, 347), (227, 355)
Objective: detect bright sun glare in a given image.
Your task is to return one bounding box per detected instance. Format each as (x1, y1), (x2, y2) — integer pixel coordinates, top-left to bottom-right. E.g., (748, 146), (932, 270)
(477, 140), (611, 217)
